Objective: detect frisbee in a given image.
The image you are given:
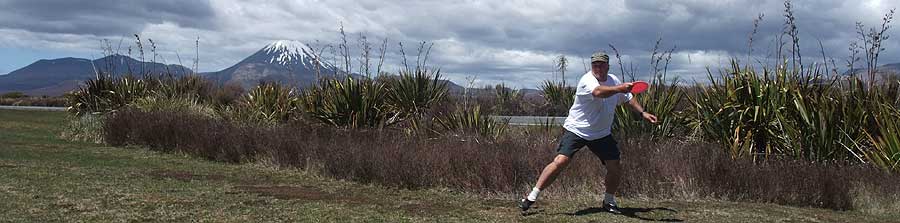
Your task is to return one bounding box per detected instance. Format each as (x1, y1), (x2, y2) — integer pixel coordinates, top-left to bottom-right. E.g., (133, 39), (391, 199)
(630, 81), (649, 94)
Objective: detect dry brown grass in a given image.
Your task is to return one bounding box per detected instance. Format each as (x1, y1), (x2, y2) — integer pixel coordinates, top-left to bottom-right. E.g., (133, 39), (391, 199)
(103, 109), (900, 211)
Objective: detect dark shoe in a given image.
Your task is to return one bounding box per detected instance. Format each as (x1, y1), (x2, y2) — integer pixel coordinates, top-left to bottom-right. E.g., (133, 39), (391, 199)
(519, 198), (535, 214)
(602, 202), (622, 214)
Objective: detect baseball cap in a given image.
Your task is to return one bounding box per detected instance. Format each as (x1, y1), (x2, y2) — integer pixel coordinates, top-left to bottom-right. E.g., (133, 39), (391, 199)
(591, 51), (609, 63)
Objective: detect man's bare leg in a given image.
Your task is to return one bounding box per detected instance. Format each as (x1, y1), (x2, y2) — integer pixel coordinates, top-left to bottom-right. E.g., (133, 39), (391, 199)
(603, 160), (621, 194)
(601, 159), (623, 213)
(534, 154), (571, 190)
(520, 154), (572, 213)
(523, 154), (571, 203)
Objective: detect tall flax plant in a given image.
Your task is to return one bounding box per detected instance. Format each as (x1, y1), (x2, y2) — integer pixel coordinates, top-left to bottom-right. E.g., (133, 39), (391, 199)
(494, 83), (520, 103)
(614, 78), (684, 139)
(689, 61), (794, 160)
(845, 80), (900, 170)
(542, 53), (576, 116)
(779, 73), (871, 161)
(387, 67), (448, 119)
(690, 60), (879, 162)
(778, 63), (899, 163)
(436, 106), (508, 140)
(708, 3), (900, 163)
(859, 105), (900, 171)
(67, 74), (218, 117)
(541, 81), (575, 116)
(67, 36), (210, 116)
(301, 77), (392, 128)
(66, 75), (149, 116)
(236, 82), (301, 124)
(308, 33), (446, 128)
(149, 74), (210, 100)
(612, 43), (685, 139)
(493, 83), (522, 115)
(382, 66), (448, 135)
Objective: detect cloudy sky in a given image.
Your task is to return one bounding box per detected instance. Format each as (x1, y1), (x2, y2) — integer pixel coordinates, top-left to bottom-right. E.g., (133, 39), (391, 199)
(1, 0), (898, 88)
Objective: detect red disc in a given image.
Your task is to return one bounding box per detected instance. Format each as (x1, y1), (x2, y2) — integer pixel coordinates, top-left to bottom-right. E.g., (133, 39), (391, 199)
(631, 81), (649, 94)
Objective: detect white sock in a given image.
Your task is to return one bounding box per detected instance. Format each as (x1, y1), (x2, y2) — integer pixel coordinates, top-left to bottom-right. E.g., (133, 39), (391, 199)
(526, 187), (541, 201)
(603, 192), (616, 205)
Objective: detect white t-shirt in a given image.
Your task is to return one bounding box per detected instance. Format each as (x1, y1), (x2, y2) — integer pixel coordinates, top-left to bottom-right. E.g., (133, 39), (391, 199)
(562, 72), (633, 140)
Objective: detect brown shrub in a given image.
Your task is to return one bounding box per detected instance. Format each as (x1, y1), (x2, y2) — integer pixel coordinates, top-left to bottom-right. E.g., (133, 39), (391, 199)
(103, 109), (900, 210)
(616, 138), (900, 210)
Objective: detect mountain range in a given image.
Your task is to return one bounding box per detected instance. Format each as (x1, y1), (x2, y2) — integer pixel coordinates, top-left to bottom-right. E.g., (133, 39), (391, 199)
(0, 55), (191, 96)
(0, 40), (468, 96)
(843, 63), (900, 80)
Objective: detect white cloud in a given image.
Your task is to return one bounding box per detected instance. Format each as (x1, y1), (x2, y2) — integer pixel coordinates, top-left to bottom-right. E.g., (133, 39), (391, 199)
(669, 50), (735, 82)
(0, 28), (101, 54)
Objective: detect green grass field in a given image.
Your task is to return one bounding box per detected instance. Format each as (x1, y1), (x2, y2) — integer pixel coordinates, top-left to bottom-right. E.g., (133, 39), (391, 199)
(1, 109), (896, 222)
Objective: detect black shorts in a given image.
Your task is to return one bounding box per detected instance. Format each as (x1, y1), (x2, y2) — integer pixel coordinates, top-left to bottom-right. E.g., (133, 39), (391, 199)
(557, 130), (620, 163)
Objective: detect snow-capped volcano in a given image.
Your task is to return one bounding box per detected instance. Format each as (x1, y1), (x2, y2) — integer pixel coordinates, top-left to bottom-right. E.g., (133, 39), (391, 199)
(250, 40), (337, 70)
(259, 40), (327, 67)
(204, 40), (344, 89)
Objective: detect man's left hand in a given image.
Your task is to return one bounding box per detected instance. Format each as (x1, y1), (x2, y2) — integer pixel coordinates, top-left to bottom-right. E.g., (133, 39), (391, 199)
(642, 112), (658, 124)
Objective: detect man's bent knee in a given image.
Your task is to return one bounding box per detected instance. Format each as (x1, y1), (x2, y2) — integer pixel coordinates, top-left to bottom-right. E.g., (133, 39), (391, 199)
(552, 154), (571, 166)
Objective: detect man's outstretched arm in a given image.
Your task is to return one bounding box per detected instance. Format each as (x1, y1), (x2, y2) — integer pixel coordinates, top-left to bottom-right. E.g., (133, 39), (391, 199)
(592, 83), (633, 98)
(625, 98), (658, 123)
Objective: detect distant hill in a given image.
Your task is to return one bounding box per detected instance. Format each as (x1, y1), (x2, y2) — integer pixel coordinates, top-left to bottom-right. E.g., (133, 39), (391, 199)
(0, 54), (192, 96)
(842, 62), (900, 82)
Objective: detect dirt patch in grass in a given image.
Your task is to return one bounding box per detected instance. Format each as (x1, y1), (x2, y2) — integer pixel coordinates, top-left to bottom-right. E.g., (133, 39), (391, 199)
(234, 185), (385, 206)
(234, 184), (459, 216)
(399, 201), (459, 216)
(228, 175), (275, 185)
(234, 185), (335, 201)
(0, 164), (17, 168)
(148, 170), (225, 182)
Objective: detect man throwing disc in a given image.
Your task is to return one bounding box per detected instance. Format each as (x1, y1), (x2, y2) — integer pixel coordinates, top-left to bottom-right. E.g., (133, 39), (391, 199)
(519, 50), (658, 215)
